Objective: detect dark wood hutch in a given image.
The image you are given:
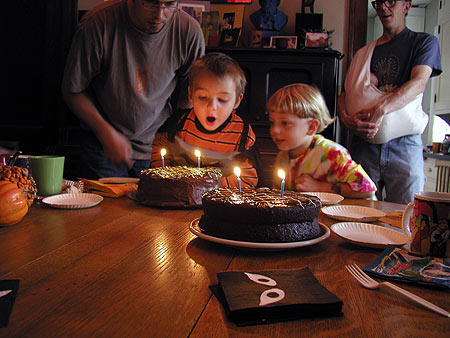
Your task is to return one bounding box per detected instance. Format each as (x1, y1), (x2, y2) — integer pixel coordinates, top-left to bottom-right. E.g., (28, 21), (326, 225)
(207, 47), (343, 186)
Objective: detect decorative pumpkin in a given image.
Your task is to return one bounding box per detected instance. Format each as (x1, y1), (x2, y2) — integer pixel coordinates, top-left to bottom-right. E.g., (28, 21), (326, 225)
(0, 181), (29, 226)
(0, 164), (37, 206)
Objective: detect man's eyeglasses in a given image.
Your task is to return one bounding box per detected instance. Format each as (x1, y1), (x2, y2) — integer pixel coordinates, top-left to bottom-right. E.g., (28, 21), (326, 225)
(371, 0), (404, 10)
(142, 1), (179, 11)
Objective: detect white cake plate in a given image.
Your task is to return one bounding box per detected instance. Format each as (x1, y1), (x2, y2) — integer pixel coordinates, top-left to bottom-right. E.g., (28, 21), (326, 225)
(189, 218), (330, 250)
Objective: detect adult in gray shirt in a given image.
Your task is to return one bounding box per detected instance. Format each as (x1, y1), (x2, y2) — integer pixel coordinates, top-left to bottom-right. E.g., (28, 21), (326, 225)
(62, 0), (205, 179)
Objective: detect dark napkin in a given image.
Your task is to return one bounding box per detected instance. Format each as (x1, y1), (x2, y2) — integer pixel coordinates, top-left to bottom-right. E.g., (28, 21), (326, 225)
(0, 280), (19, 327)
(213, 267), (342, 326)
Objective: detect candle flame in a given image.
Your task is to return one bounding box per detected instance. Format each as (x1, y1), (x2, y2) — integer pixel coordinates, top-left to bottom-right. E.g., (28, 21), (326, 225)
(195, 149), (201, 158)
(278, 169), (285, 180)
(160, 148), (166, 157)
(234, 167), (241, 177)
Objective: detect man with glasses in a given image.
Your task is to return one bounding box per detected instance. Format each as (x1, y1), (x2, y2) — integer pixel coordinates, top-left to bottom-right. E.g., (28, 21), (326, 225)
(337, 0), (441, 204)
(62, 0), (204, 179)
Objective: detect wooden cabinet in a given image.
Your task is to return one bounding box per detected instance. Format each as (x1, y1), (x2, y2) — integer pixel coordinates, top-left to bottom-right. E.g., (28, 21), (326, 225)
(206, 47), (343, 186)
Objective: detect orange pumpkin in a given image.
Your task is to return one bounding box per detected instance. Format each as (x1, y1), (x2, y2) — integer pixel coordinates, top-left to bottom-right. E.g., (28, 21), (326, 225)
(0, 181), (29, 226)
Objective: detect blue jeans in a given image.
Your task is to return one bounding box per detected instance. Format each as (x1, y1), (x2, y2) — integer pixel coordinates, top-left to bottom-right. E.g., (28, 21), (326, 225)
(350, 134), (425, 204)
(80, 130), (150, 179)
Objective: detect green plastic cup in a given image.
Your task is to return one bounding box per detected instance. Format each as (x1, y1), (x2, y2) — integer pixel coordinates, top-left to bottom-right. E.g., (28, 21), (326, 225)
(28, 156), (65, 196)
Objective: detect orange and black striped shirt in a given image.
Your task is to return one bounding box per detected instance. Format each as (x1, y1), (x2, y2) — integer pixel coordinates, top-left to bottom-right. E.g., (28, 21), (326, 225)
(151, 109), (258, 187)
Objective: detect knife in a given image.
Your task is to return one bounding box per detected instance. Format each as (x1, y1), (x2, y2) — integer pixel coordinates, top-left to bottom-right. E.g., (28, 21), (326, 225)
(0, 290), (12, 298)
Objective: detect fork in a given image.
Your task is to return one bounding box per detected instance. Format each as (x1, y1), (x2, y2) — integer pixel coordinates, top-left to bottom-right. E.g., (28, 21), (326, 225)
(345, 264), (450, 318)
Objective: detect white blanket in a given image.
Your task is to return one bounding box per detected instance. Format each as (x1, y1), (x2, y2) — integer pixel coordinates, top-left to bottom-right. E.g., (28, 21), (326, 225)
(344, 40), (427, 144)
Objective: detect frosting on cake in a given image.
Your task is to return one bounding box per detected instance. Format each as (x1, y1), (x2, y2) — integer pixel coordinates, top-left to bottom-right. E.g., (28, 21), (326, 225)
(199, 187), (322, 242)
(137, 166), (222, 207)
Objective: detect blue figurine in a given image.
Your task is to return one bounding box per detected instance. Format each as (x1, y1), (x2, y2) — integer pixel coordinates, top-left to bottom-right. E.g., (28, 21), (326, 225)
(250, 0), (288, 46)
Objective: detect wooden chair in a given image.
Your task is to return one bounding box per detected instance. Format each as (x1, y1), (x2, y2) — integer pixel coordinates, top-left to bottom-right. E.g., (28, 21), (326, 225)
(435, 160), (450, 192)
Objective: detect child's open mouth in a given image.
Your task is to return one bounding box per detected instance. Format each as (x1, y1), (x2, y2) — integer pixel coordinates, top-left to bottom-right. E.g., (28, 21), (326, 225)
(206, 116), (216, 124)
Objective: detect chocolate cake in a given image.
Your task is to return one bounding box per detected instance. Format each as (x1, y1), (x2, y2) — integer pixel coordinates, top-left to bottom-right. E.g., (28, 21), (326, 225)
(199, 188), (322, 242)
(137, 166), (222, 207)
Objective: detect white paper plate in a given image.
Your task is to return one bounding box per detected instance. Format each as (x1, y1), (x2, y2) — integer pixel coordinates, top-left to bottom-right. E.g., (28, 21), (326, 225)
(98, 177), (139, 184)
(321, 205), (386, 222)
(304, 192), (344, 206)
(42, 193), (103, 209)
(189, 218), (330, 250)
(331, 222), (409, 249)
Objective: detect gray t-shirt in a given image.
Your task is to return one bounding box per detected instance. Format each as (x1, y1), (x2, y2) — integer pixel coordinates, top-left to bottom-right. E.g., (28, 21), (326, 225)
(62, 0), (205, 159)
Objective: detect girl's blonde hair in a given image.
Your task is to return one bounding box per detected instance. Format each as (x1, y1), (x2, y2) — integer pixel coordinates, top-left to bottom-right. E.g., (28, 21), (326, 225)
(266, 83), (335, 133)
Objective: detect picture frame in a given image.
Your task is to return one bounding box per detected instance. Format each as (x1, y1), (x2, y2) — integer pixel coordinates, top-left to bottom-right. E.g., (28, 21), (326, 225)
(201, 11), (221, 46)
(210, 4), (245, 29)
(219, 28), (241, 47)
(269, 36), (298, 49)
(305, 32), (329, 48)
(179, 3), (205, 23)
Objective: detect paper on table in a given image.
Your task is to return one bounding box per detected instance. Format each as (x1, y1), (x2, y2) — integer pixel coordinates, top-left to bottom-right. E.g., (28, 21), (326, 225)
(379, 210), (404, 229)
(80, 178), (137, 198)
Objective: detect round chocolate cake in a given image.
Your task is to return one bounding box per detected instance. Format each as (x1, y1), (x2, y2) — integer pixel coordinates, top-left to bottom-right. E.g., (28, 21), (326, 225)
(199, 188), (322, 242)
(137, 166), (222, 207)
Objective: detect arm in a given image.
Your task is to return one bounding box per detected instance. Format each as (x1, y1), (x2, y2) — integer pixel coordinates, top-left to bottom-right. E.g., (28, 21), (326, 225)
(294, 175), (375, 199)
(337, 91), (378, 139)
(63, 91), (133, 168)
(363, 65), (433, 125)
(173, 18), (205, 110)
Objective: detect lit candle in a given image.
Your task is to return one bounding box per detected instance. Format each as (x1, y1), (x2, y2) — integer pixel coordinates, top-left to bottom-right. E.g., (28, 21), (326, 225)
(278, 169), (285, 198)
(160, 148), (166, 169)
(195, 149), (201, 168)
(234, 167), (241, 193)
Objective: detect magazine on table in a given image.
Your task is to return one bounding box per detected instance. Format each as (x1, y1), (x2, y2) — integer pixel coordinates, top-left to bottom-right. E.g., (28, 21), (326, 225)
(363, 246), (450, 289)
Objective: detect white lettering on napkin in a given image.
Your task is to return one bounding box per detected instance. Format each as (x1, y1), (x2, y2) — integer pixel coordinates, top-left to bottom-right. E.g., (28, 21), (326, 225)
(244, 272), (277, 286)
(259, 288), (285, 306)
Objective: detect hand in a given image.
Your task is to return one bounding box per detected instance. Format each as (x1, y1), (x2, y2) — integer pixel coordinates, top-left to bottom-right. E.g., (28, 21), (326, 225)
(294, 174), (322, 192)
(99, 128), (133, 168)
(352, 110), (382, 140)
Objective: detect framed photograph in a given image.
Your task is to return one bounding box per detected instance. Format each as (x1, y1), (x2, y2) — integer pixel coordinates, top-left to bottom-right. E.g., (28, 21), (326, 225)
(222, 12), (235, 29)
(269, 36), (298, 49)
(179, 3), (205, 23)
(219, 28), (241, 47)
(201, 11), (221, 46)
(305, 32), (329, 47)
(210, 4), (245, 29)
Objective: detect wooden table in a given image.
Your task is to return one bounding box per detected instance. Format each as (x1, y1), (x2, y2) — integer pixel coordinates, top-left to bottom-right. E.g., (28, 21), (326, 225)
(0, 196), (449, 337)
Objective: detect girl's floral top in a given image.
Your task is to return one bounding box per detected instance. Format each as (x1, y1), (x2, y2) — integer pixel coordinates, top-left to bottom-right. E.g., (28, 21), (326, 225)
(274, 135), (377, 192)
